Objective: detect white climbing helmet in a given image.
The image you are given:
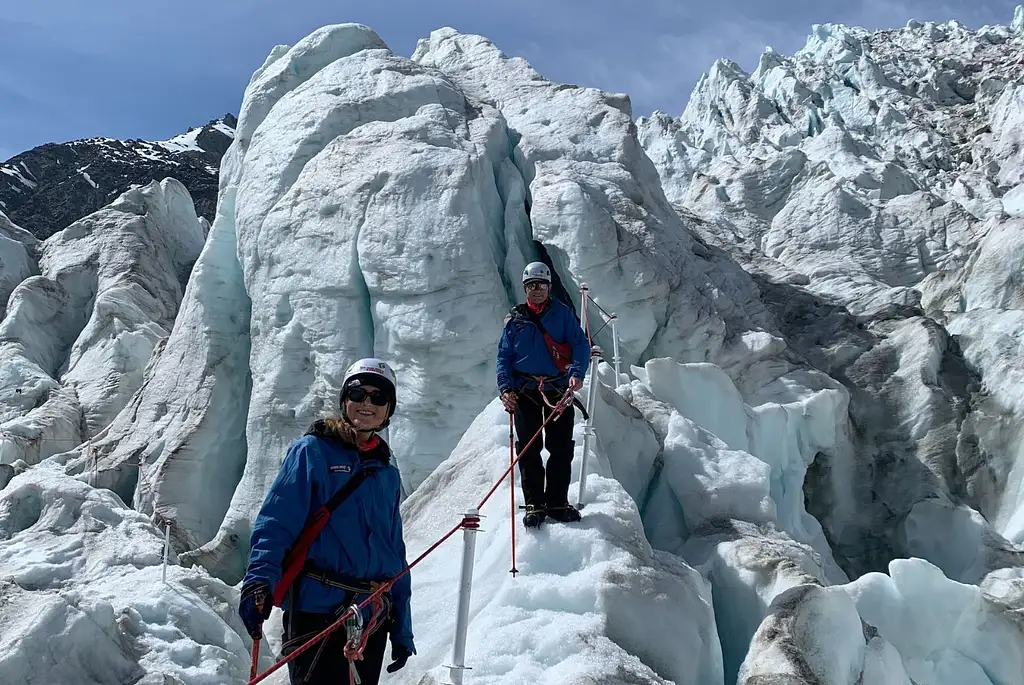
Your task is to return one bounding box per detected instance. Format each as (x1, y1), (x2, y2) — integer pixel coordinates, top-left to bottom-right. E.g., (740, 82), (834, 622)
(522, 261), (552, 285)
(341, 357), (398, 418)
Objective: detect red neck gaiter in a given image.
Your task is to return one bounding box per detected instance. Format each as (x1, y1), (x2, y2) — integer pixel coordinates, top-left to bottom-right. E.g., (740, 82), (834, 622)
(527, 299), (547, 315)
(358, 434), (380, 452)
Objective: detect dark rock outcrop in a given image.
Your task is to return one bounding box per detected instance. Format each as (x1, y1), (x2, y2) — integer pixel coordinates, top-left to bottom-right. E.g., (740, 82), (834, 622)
(0, 115), (235, 239)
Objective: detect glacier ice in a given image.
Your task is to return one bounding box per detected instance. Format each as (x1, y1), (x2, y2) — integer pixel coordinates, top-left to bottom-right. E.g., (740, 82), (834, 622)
(638, 10), (1024, 585)
(0, 277), (84, 465)
(843, 558), (1024, 685)
(0, 211), (36, 320)
(0, 465), (256, 684)
(618, 358), (847, 584)
(0, 179), (204, 469)
(1, 7), (1024, 685)
(412, 29), (736, 372)
(198, 26), (521, 581)
(195, 20), (797, 585)
(739, 584), (865, 685)
(40, 178), (205, 439)
(56, 187), (252, 559)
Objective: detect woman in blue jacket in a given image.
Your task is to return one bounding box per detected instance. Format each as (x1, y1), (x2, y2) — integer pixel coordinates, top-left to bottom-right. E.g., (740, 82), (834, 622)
(238, 358), (414, 685)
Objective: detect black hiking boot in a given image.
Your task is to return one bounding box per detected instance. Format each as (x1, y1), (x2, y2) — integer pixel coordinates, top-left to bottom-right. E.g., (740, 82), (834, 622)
(546, 503), (582, 523)
(523, 504), (546, 528)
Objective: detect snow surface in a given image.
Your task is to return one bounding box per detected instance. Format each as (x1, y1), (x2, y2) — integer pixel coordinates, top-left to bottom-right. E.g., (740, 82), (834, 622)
(376, 398), (724, 685)
(158, 126), (205, 154)
(1, 163), (38, 189)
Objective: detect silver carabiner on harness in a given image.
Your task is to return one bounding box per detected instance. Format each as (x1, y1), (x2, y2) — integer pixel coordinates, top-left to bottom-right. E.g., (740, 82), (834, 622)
(343, 604), (364, 684)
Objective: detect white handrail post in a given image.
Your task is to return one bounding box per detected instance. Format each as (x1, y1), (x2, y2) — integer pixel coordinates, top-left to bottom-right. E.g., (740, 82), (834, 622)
(447, 509), (481, 685)
(576, 348), (601, 509)
(579, 283), (590, 341)
(162, 521), (170, 584)
(610, 314), (621, 383)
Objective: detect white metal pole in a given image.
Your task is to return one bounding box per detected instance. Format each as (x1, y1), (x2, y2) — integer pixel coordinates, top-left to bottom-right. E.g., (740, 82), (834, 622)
(448, 509), (480, 685)
(576, 349), (601, 509)
(610, 314), (621, 383)
(162, 521), (170, 584)
(579, 283), (590, 343)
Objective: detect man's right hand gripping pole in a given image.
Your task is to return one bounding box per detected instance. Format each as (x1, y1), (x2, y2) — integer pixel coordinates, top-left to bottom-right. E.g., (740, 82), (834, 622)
(500, 390), (518, 414)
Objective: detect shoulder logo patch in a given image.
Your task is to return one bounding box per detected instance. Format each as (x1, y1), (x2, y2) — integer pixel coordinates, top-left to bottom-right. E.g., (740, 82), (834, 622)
(329, 464), (353, 473)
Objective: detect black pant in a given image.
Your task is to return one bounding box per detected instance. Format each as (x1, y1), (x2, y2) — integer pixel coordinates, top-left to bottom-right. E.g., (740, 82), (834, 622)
(514, 387), (575, 508)
(282, 609), (392, 685)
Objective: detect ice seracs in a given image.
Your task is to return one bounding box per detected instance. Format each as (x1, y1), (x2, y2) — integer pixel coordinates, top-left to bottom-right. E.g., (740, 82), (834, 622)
(1, 9), (1024, 685)
(0, 465), (257, 685)
(0, 179), (204, 468)
(59, 187), (251, 559)
(0, 211), (36, 320)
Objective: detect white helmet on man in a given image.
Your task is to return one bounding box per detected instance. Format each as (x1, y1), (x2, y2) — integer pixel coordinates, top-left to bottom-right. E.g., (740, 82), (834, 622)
(341, 357), (398, 419)
(522, 261), (551, 285)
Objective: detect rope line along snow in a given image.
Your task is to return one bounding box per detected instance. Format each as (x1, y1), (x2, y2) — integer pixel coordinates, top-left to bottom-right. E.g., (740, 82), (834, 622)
(245, 389), (574, 685)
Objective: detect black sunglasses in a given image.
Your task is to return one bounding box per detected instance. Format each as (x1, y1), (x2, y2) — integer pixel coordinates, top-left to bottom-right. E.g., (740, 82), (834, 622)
(347, 387), (390, 406)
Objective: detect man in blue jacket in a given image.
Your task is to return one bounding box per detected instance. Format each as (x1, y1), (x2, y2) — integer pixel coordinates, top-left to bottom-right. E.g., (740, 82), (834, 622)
(497, 262), (591, 528)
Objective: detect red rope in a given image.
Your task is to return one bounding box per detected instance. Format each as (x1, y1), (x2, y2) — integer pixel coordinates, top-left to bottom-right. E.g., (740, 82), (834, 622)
(344, 593), (387, 685)
(477, 390), (573, 511)
(247, 390), (572, 685)
(247, 516), (465, 685)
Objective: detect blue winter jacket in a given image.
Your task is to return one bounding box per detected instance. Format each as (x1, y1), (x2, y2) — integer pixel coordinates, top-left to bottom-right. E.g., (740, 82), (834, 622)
(496, 298), (591, 393)
(242, 428), (414, 654)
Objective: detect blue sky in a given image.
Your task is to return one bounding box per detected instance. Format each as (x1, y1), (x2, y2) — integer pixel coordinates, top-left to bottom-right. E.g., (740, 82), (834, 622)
(1, 0), (1020, 160)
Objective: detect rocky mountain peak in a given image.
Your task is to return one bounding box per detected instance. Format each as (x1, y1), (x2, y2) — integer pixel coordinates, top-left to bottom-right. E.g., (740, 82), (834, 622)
(0, 114), (236, 239)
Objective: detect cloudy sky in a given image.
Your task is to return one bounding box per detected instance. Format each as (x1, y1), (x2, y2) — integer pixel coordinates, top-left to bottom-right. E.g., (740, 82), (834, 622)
(1, 0), (1020, 160)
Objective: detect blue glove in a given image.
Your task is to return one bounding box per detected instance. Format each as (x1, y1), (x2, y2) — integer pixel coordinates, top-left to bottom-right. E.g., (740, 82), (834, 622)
(386, 643), (412, 673)
(239, 582), (272, 639)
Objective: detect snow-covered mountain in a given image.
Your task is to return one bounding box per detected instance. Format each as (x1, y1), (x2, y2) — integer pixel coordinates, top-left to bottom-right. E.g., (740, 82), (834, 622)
(0, 115), (236, 240)
(2, 8), (1024, 685)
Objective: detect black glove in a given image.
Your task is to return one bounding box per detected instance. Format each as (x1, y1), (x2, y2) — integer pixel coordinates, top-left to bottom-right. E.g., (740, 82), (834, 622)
(386, 643), (412, 673)
(239, 582), (272, 639)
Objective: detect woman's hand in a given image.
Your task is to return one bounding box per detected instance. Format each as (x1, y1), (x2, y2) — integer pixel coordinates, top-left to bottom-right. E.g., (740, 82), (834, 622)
(239, 582), (272, 639)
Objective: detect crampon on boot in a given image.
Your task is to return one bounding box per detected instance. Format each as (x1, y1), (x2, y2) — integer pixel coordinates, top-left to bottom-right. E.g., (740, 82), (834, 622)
(546, 503), (581, 523)
(523, 504), (546, 528)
